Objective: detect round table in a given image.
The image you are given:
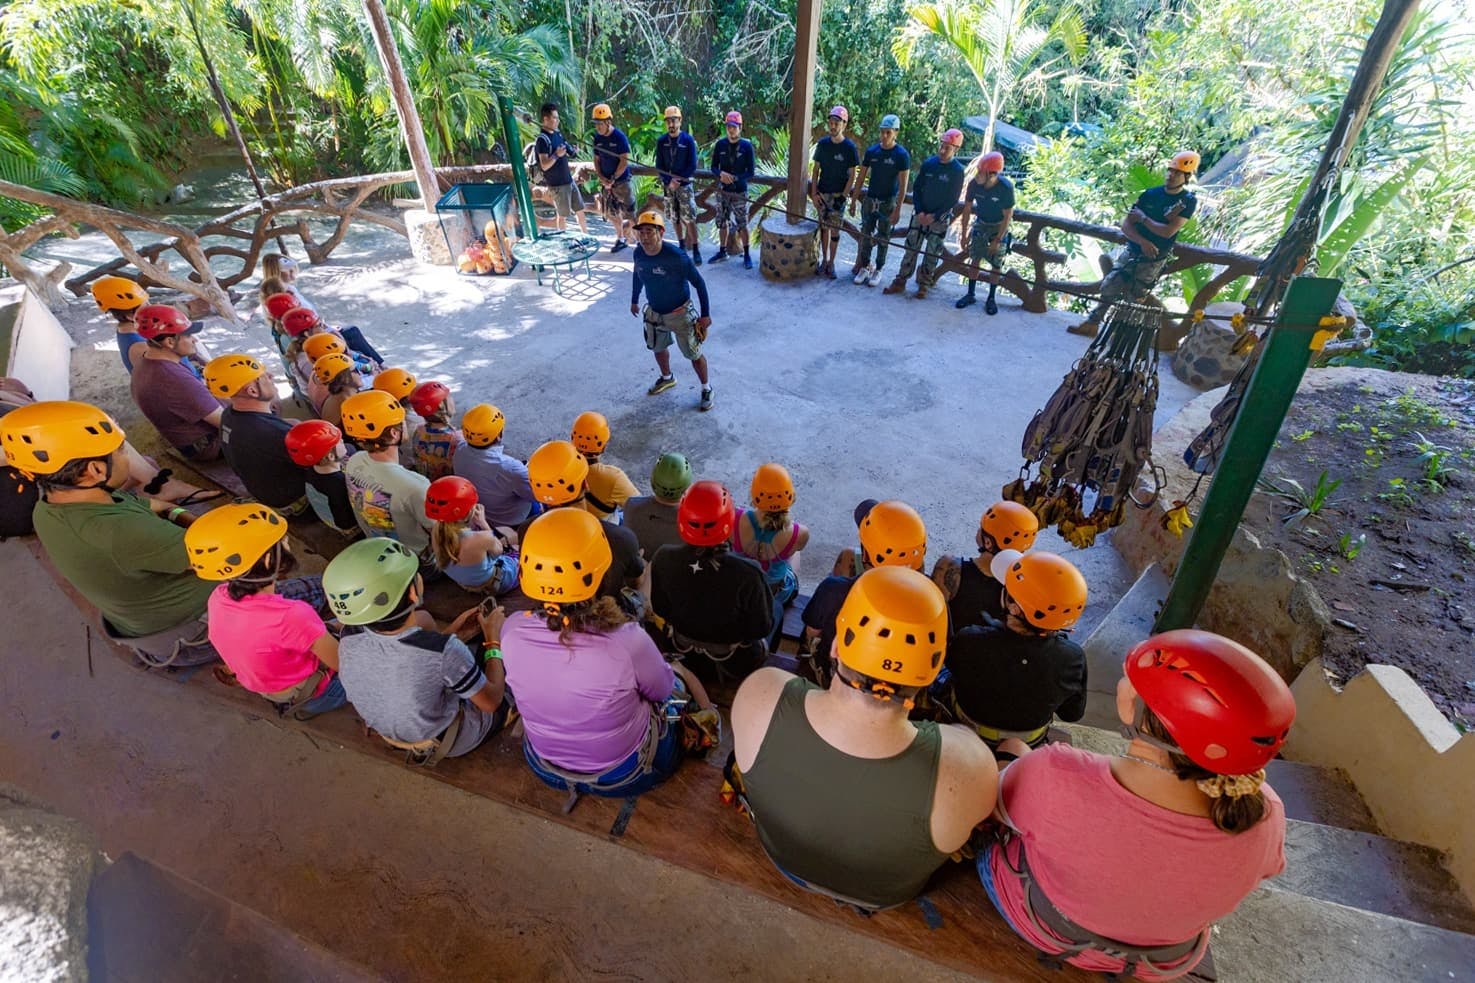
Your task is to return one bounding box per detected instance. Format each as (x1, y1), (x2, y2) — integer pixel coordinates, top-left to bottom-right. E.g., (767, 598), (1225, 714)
(511, 232), (600, 295)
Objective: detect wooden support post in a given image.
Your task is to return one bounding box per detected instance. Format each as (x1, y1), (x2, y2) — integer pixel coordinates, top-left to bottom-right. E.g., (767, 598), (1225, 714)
(362, 0), (441, 210)
(786, 0), (823, 222)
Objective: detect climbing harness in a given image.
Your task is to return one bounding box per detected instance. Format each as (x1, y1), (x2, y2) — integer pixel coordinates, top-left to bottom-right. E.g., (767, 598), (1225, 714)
(1007, 302), (1166, 547)
(377, 705), (465, 768)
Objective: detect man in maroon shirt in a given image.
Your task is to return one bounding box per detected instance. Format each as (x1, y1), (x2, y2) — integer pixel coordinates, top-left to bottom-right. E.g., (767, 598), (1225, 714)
(129, 304), (224, 460)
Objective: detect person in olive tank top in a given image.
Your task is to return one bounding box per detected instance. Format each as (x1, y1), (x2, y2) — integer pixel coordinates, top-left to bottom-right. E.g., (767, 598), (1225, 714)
(730, 566), (997, 910)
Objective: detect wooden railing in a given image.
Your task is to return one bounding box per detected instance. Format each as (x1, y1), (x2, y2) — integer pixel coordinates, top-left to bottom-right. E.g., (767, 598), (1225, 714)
(2, 164), (1262, 336)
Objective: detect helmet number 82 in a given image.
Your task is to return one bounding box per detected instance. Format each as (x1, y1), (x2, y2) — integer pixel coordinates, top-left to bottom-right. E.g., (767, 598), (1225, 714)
(881, 658), (904, 672)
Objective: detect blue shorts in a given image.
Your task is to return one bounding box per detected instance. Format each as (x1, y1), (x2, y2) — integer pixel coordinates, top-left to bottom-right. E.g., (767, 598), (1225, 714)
(523, 716), (682, 798)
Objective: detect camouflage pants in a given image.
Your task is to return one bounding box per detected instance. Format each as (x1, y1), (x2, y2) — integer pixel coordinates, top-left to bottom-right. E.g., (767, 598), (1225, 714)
(1086, 248), (1172, 323)
(716, 189), (749, 236)
(894, 213), (951, 286)
(857, 195), (897, 267)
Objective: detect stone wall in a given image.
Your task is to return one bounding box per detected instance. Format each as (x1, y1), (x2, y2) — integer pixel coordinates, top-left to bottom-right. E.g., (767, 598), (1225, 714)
(759, 216), (818, 282)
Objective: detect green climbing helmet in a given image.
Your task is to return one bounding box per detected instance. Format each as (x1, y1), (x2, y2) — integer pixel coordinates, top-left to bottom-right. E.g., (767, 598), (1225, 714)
(650, 451), (694, 501)
(322, 538), (420, 626)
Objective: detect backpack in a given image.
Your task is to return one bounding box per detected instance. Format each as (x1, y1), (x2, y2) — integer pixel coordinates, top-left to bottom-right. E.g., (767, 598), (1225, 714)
(523, 141), (545, 186)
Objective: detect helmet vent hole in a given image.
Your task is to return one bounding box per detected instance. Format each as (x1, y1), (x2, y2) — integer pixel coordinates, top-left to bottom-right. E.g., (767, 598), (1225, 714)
(372, 591), (390, 607)
(842, 628), (856, 646)
(877, 627), (892, 639)
(904, 633), (915, 645)
(857, 615), (870, 627)
(1251, 735), (1278, 747)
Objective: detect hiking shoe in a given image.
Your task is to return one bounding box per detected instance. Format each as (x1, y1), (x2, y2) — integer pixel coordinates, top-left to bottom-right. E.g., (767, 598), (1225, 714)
(647, 375), (677, 396)
(882, 278), (906, 295)
(914, 284), (928, 299)
(956, 293), (976, 309)
(985, 296), (999, 316)
(866, 266), (885, 287)
(1067, 320), (1099, 338)
(711, 249), (728, 264)
(854, 264), (875, 286)
(743, 255), (753, 270)
(815, 262), (827, 277)
(610, 240), (628, 254)
(691, 250), (703, 266)
(699, 387), (714, 412)
(824, 262), (837, 280)
(850, 263), (865, 279)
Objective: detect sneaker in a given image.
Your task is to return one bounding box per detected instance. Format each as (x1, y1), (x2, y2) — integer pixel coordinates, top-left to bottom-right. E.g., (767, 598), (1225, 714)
(914, 284), (929, 299)
(866, 266), (885, 287)
(853, 264), (875, 286)
(850, 263), (865, 279)
(815, 261), (827, 277)
(985, 296), (999, 316)
(743, 255), (753, 270)
(882, 278), (906, 295)
(711, 249), (728, 264)
(692, 250), (703, 267)
(956, 293), (976, 309)
(1067, 320), (1099, 338)
(647, 375), (677, 396)
(610, 240), (628, 254)
(699, 387), (714, 412)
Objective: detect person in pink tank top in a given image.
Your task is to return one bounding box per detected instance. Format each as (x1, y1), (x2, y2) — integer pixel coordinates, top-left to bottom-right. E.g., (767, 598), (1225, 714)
(979, 629), (1295, 980)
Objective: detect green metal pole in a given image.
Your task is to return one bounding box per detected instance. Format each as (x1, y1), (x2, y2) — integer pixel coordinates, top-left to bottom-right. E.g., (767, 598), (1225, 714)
(1153, 276), (1344, 632)
(499, 95), (539, 243)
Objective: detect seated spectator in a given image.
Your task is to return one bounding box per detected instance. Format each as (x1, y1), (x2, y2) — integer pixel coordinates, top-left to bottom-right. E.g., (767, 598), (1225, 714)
(341, 390), (431, 557)
(452, 404), (539, 529)
(326, 538), (509, 758)
(981, 630), (1292, 979)
(90, 275), (150, 373)
(426, 476), (520, 595)
(129, 305), (224, 461)
(802, 499), (926, 683)
(650, 480), (776, 680)
(730, 566), (997, 910)
(1, 400), (215, 637)
(623, 451), (692, 559)
(313, 353), (364, 429)
(570, 411), (638, 521)
(260, 252), (386, 366)
(528, 440), (643, 600)
(932, 549), (1088, 754)
(285, 306), (377, 398)
(936, 501), (1040, 633)
(300, 333), (347, 410)
(732, 462), (809, 607)
(184, 503), (345, 718)
(206, 354), (310, 515)
(373, 368), (422, 469)
(408, 382), (464, 480)
(285, 420), (359, 534)
(502, 508), (713, 799)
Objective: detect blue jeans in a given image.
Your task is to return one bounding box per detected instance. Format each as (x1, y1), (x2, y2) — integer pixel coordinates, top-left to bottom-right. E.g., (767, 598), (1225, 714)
(338, 325), (385, 366)
(524, 717), (682, 798)
(297, 674), (348, 715)
(277, 576), (329, 619)
(976, 847), (1021, 932)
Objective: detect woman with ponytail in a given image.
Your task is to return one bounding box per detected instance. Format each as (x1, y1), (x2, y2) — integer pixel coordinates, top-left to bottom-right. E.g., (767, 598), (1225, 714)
(979, 629), (1293, 979)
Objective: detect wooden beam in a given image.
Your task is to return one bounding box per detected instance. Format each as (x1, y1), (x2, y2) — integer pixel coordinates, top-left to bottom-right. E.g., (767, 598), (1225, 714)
(786, 0), (823, 222)
(362, 0), (441, 209)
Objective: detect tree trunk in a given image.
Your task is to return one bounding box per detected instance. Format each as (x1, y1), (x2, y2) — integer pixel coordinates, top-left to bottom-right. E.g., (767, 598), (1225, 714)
(362, 0), (442, 210)
(786, 0), (823, 222)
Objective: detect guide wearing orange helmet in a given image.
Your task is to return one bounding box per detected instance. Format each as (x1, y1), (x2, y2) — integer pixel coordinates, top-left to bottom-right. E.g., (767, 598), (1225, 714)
(883, 128), (968, 300)
(956, 150), (1016, 315)
(590, 102), (635, 252)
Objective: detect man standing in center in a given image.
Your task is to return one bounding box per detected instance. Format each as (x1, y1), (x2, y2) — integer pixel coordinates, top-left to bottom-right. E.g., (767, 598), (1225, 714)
(850, 113), (911, 286)
(656, 106), (703, 266)
(631, 211), (714, 412)
(884, 128), (967, 300)
(709, 111), (756, 269)
(590, 103), (634, 253)
(808, 106), (860, 279)
(535, 103), (589, 234)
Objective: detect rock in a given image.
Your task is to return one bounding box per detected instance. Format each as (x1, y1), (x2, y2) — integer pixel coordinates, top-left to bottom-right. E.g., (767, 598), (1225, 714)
(1171, 301), (1249, 390)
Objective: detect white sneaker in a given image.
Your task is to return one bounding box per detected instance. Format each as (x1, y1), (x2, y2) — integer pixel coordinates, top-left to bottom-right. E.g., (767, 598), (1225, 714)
(866, 266), (884, 287)
(853, 264), (874, 286)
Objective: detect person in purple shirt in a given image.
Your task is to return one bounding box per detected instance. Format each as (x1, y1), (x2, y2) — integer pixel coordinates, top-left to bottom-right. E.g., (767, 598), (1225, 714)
(501, 508), (713, 799)
(630, 210), (715, 412)
(129, 304), (224, 460)
(655, 105), (703, 265)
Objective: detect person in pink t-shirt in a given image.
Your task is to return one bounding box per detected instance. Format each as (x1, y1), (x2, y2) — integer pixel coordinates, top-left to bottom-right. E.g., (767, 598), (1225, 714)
(980, 629), (1295, 980)
(184, 504), (346, 718)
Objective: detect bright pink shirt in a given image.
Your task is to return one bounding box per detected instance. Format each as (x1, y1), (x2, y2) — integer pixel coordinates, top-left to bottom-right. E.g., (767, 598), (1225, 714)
(206, 586), (330, 697)
(988, 744), (1285, 978)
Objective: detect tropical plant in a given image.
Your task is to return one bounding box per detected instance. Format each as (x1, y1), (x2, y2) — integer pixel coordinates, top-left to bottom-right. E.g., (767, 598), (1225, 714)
(1256, 469), (1342, 527)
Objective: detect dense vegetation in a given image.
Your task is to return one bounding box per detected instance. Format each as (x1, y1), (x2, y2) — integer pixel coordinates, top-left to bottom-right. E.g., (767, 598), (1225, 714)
(1, 0), (1471, 374)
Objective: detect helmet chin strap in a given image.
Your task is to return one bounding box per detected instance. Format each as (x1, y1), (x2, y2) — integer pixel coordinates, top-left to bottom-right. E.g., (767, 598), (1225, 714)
(832, 659), (915, 711)
(1120, 703), (1185, 759)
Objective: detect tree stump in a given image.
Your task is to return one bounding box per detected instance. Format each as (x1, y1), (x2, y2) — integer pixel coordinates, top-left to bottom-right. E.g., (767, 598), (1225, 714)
(759, 216), (818, 282)
(405, 209), (453, 267)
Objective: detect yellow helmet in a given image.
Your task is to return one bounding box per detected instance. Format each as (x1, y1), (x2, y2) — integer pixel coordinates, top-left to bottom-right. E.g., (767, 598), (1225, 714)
(90, 275), (148, 313)
(1170, 150), (1200, 175)
(749, 462), (795, 512)
(663, 105), (682, 120)
(184, 503), (288, 581)
(203, 353), (266, 399)
(591, 103), (613, 121)
(302, 333), (346, 362)
(0, 400), (125, 476)
(339, 389), (406, 442)
(990, 549), (1088, 631)
(461, 404), (505, 447)
(858, 500), (926, 570)
(528, 440), (589, 506)
(980, 500), (1039, 551)
(519, 507), (612, 605)
(373, 367), (417, 401)
(835, 566), (948, 693)
(312, 352), (355, 385)
(570, 411), (610, 455)
(635, 210), (666, 231)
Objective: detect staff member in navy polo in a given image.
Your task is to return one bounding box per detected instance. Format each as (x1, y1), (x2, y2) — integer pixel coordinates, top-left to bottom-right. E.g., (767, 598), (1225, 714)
(630, 210), (714, 412)
(535, 103), (588, 235)
(656, 106), (703, 265)
(591, 102), (634, 253)
(808, 105), (860, 280)
(710, 110), (757, 269)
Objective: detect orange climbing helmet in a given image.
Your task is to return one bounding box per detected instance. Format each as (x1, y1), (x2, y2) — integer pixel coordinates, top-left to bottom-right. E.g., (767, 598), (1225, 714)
(203, 353), (266, 399)
(570, 411), (610, 455)
(339, 389), (405, 442)
(1170, 150), (1200, 175)
(373, 368), (417, 402)
(635, 210), (666, 231)
(749, 462), (795, 512)
(312, 352), (355, 386)
(528, 439), (589, 506)
(990, 549), (1087, 631)
(302, 333), (346, 362)
(460, 404), (505, 447)
(980, 501), (1039, 552)
(91, 276), (148, 313)
(0, 401), (125, 475)
(591, 103), (613, 121)
(184, 503), (288, 581)
(519, 507), (612, 605)
(834, 566), (948, 696)
(858, 500), (927, 571)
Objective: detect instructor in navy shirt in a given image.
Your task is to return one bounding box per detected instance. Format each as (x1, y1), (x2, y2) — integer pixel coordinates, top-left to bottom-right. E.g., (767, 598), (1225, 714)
(630, 210), (714, 412)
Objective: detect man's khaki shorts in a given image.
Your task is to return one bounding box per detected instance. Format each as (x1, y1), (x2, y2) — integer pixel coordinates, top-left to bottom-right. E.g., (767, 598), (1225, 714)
(548, 183), (584, 218)
(643, 302), (703, 360)
(603, 180), (635, 217)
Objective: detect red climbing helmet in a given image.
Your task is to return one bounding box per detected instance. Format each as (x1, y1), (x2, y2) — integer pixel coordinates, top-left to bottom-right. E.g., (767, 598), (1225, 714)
(408, 381), (451, 418)
(264, 292), (299, 321)
(424, 475), (478, 523)
(284, 419), (342, 466)
(677, 480), (735, 547)
(282, 307), (320, 337)
(979, 151), (1005, 174)
(133, 304), (194, 340)
(1124, 629), (1296, 775)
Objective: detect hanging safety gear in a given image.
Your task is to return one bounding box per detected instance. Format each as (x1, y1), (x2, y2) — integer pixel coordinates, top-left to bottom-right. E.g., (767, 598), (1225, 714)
(677, 480), (735, 547)
(203, 354), (266, 399)
(0, 401), (125, 475)
(285, 420), (342, 466)
(302, 333), (346, 362)
(528, 440), (589, 506)
(312, 352), (355, 386)
(835, 566), (948, 694)
(134, 305), (193, 340)
(858, 500), (926, 570)
(91, 275), (147, 313)
(184, 503), (287, 581)
(425, 476), (478, 523)
(1124, 629), (1295, 775)
(409, 381), (451, 418)
(519, 507), (612, 605)
(373, 368), (417, 401)
(570, 411), (610, 455)
(323, 538), (420, 625)
(339, 389), (405, 442)
(281, 307), (320, 337)
(990, 549), (1087, 632)
(749, 462), (795, 512)
(650, 452), (693, 501)
(460, 404), (505, 447)
(980, 501), (1038, 551)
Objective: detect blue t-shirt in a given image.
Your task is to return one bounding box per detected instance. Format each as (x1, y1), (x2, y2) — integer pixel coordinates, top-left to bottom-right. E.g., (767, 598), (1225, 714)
(711, 137), (756, 193)
(1128, 185), (1198, 254)
(656, 131), (699, 182)
(535, 129), (573, 187)
(811, 137), (861, 194)
(632, 242), (711, 317)
(911, 155), (967, 217)
(966, 174), (1016, 226)
(592, 127), (631, 181)
(861, 143), (912, 199)
(801, 574), (856, 661)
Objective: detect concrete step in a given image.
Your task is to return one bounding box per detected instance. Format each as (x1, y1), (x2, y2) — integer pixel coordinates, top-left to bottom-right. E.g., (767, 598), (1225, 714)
(1276, 820), (1475, 936)
(1214, 886), (1475, 983)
